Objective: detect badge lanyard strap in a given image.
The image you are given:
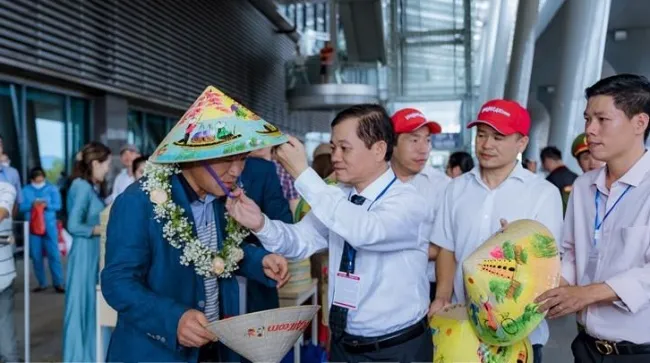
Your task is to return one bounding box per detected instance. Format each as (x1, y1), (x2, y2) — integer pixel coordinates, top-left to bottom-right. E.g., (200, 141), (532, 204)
(593, 185), (631, 246)
(345, 176), (397, 272)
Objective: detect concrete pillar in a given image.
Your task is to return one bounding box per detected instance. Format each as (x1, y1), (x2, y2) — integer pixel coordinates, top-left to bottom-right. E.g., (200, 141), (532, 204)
(93, 94), (130, 185)
(524, 96), (551, 161)
(504, 0), (539, 106)
(548, 0), (611, 170)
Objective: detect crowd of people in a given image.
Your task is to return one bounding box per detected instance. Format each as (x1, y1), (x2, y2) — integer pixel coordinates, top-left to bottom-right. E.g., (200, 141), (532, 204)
(0, 73), (648, 363)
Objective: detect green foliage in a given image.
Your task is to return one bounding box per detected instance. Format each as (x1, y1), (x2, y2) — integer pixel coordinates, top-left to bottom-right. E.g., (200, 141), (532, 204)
(519, 249), (528, 264)
(489, 279), (510, 303)
(513, 283), (524, 302)
(45, 159), (64, 184)
(502, 241), (515, 260)
(531, 234), (558, 258)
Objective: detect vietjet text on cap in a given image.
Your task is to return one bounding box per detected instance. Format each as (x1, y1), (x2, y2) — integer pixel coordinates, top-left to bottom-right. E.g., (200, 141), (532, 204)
(467, 99), (531, 136)
(391, 108), (443, 134)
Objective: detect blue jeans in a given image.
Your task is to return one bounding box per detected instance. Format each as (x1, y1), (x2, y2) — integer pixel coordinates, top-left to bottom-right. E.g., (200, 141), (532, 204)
(533, 344), (543, 363)
(0, 285), (18, 362)
(29, 230), (64, 287)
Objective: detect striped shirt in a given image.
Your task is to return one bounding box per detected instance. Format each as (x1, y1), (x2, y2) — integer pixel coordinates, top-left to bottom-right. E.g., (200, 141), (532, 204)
(190, 194), (220, 323)
(0, 181), (16, 292)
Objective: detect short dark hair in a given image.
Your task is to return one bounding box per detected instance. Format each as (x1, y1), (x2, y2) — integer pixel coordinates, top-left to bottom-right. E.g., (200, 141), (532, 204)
(330, 104), (395, 161)
(29, 167), (46, 181)
(447, 151), (474, 173)
(540, 146), (562, 162)
(585, 74), (650, 141)
(132, 155), (149, 175)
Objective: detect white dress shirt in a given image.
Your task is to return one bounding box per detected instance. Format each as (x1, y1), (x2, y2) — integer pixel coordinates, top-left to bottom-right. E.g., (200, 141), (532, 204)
(255, 166), (430, 337)
(431, 163), (563, 345)
(562, 151), (650, 343)
(406, 165), (450, 282)
(0, 181), (16, 292)
(109, 169), (134, 203)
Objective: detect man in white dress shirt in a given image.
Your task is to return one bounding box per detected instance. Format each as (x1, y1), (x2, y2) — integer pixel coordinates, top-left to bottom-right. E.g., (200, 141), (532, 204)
(537, 74), (650, 362)
(227, 104), (432, 363)
(429, 99), (563, 363)
(390, 108), (450, 300)
(109, 144), (140, 202)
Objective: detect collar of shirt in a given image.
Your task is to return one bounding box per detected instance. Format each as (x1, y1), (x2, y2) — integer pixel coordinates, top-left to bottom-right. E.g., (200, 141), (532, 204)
(468, 161), (528, 190)
(348, 166), (396, 203)
(592, 150), (650, 195)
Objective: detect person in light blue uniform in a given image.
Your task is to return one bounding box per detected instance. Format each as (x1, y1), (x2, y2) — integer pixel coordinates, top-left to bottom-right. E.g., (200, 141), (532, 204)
(0, 134), (22, 207)
(62, 142), (113, 362)
(20, 167), (64, 292)
(101, 85), (292, 363)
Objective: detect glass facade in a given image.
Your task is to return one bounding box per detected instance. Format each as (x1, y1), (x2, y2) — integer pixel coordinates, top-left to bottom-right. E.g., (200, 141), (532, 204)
(0, 82), (91, 184)
(127, 110), (176, 156)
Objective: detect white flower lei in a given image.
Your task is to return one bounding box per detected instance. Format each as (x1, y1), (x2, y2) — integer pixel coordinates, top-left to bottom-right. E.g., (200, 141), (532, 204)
(141, 162), (249, 278)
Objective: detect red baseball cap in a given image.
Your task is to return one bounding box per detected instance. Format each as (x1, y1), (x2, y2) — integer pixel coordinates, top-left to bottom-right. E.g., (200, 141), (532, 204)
(391, 108), (442, 135)
(467, 99), (531, 136)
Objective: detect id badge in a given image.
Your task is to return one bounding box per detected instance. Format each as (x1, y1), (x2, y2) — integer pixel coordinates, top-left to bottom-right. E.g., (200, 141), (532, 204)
(332, 272), (361, 310)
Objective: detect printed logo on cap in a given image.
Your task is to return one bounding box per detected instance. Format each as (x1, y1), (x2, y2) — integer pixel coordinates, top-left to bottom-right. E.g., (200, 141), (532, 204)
(480, 106), (511, 117)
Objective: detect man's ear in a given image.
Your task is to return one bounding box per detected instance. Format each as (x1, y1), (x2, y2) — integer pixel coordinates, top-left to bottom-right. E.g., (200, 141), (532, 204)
(371, 141), (388, 162)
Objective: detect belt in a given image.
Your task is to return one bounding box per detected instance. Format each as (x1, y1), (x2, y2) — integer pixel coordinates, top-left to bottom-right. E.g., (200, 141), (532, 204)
(341, 318), (427, 355)
(579, 331), (650, 356)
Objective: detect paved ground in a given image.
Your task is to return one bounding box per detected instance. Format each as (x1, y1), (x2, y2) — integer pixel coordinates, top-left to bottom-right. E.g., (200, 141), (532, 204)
(9, 254), (577, 362)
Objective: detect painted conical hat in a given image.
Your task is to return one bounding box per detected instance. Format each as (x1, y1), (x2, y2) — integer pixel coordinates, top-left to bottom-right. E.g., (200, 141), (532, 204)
(150, 86), (288, 164)
(430, 303), (533, 363)
(462, 219), (561, 346)
(207, 305), (320, 363)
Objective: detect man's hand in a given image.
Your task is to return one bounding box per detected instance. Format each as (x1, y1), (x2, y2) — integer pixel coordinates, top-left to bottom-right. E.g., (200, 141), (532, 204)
(177, 309), (218, 348)
(275, 136), (309, 179)
(225, 189), (265, 232)
(535, 285), (593, 319)
(262, 254), (291, 288)
(428, 298), (451, 318)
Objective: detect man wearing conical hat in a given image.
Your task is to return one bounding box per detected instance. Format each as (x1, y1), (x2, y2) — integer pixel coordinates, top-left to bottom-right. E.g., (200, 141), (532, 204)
(101, 86), (291, 363)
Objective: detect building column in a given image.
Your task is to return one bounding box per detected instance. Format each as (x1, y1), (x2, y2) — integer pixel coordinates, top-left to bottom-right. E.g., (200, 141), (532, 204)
(480, 0), (516, 104)
(93, 94), (130, 184)
(504, 0), (539, 106)
(547, 0), (611, 165)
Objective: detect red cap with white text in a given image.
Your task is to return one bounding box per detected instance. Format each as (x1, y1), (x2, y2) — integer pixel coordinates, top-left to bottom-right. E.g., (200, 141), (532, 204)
(391, 108), (442, 134)
(466, 99), (531, 136)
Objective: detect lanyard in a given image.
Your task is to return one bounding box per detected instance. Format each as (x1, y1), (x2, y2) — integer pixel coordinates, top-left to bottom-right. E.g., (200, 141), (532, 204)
(593, 185), (631, 245)
(345, 175), (397, 272)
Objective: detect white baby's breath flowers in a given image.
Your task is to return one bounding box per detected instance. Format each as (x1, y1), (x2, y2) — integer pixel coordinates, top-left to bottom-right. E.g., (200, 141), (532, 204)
(141, 161), (248, 278)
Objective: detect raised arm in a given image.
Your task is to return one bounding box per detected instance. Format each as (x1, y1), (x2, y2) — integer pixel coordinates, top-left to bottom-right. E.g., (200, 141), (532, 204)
(293, 168), (426, 252)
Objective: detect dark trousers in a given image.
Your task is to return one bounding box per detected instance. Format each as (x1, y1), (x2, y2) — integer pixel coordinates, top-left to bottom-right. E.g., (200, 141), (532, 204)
(533, 344), (543, 363)
(572, 333), (650, 363)
(329, 325), (432, 363)
(198, 342), (223, 363)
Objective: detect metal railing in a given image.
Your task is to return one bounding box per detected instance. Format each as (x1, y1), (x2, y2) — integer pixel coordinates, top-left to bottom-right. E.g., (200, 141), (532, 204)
(285, 55), (388, 100)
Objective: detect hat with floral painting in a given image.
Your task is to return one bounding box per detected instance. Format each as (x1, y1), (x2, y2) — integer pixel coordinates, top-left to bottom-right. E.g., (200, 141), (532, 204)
(150, 86), (288, 164)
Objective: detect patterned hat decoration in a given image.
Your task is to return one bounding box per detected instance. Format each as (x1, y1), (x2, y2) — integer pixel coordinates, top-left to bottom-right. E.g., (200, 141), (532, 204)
(150, 86), (289, 164)
(462, 219), (561, 346)
(571, 133), (589, 158)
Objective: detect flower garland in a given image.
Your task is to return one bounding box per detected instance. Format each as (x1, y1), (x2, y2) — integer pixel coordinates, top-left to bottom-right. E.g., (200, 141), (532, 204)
(141, 162), (248, 278)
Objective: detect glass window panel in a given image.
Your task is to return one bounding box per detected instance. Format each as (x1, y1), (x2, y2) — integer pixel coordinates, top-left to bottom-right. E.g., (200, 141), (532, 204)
(69, 97), (90, 173)
(27, 88), (66, 183)
(143, 113), (168, 155)
(128, 110), (144, 151)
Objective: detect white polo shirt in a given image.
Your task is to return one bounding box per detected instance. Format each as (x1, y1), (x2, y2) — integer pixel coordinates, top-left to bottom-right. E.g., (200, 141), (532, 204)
(406, 165), (451, 282)
(431, 162), (563, 345)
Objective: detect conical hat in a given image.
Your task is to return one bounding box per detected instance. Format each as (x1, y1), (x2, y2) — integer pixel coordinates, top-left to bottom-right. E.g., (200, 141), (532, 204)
(462, 219), (561, 346)
(430, 303), (533, 363)
(207, 305), (320, 363)
(150, 86), (288, 164)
